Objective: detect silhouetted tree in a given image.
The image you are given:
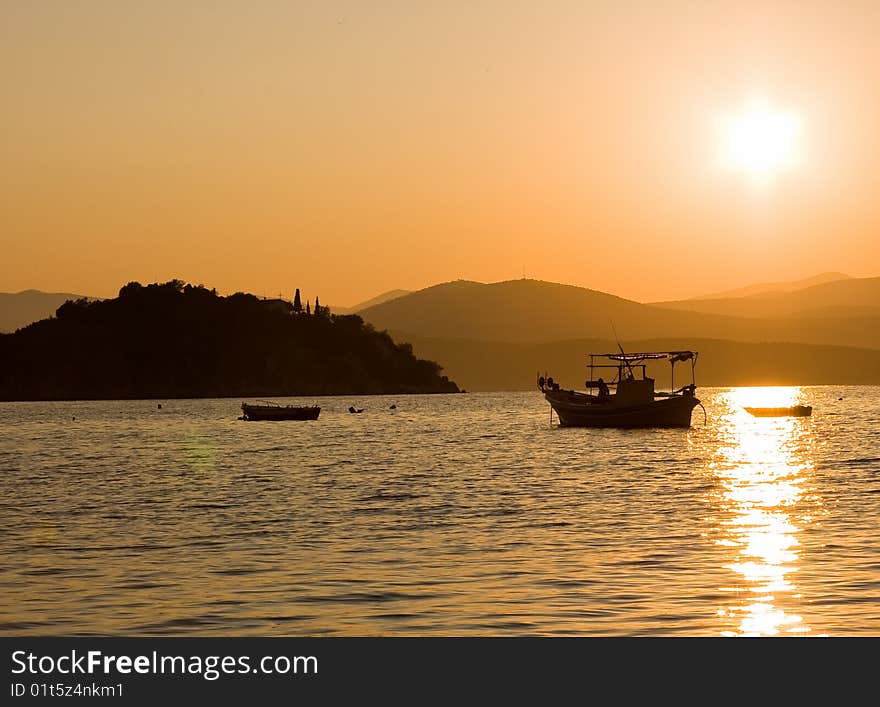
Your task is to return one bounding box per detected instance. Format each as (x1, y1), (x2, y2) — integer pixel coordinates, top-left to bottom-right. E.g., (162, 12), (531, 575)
(306, 301), (311, 315)
(119, 281), (143, 298)
(314, 295), (326, 316)
(293, 288), (302, 314)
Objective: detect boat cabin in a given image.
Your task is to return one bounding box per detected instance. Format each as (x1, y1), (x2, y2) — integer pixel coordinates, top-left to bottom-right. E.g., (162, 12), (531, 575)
(613, 376), (656, 404)
(582, 351), (698, 403)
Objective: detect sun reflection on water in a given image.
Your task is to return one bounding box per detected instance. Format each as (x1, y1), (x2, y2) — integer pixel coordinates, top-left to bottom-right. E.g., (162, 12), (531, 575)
(708, 386), (821, 636)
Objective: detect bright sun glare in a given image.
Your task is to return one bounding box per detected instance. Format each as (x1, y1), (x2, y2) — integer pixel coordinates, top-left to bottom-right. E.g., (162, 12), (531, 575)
(719, 99), (803, 185)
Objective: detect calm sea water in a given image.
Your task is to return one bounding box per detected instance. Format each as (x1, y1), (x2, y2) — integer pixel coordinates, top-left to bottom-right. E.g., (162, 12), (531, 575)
(1, 387), (878, 636)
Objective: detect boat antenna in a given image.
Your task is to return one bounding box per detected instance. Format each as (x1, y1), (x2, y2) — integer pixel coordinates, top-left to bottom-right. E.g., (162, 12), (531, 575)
(610, 319), (635, 378)
(610, 319), (623, 355)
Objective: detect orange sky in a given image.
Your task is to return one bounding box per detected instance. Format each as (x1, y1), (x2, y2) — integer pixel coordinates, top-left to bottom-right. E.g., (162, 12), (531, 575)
(2, 1), (879, 305)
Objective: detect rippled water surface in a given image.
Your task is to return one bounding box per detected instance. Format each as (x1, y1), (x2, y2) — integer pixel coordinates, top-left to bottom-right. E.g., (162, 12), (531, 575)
(2, 387), (879, 636)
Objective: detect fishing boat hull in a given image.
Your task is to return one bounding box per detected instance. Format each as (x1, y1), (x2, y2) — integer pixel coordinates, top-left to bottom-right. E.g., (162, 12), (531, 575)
(241, 403), (321, 421)
(546, 391), (700, 428)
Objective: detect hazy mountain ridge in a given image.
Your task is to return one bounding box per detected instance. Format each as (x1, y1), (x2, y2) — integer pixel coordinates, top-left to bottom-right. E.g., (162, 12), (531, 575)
(359, 278), (880, 349)
(329, 289), (412, 315)
(691, 271), (852, 300)
(361, 279), (673, 342)
(0, 290), (90, 333)
(651, 276), (880, 319)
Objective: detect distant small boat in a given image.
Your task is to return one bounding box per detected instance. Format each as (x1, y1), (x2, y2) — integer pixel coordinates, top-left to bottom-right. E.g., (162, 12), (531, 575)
(241, 401), (321, 421)
(744, 405), (812, 417)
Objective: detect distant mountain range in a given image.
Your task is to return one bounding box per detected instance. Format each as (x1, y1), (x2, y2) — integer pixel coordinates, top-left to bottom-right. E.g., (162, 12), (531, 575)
(5, 273), (879, 388)
(0, 290), (89, 333)
(352, 275), (880, 389)
(329, 289), (411, 315)
(652, 275), (880, 319)
(691, 271), (852, 300)
(357, 277), (880, 349)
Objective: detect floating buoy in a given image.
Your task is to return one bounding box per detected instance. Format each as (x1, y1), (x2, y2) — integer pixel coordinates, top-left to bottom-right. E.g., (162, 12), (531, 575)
(390, 404), (397, 409)
(158, 403), (162, 409)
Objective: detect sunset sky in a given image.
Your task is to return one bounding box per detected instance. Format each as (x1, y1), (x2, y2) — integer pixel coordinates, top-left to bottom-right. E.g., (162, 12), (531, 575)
(2, 1), (879, 305)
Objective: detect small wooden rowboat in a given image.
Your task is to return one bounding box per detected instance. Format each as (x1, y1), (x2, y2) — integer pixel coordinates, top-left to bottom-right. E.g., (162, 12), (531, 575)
(241, 402), (321, 421)
(744, 405), (812, 417)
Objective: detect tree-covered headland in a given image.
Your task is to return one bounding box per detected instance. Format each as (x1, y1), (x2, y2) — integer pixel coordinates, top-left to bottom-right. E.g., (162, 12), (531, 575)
(0, 280), (459, 400)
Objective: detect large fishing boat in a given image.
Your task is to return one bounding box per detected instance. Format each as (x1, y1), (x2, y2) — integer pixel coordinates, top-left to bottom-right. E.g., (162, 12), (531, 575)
(538, 350), (701, 428)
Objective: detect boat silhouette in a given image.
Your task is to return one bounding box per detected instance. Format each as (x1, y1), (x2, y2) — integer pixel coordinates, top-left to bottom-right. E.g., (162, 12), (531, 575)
(539, 350), (700, 428)
(744, 405), (812, 417)
(241, 401), (321, 421)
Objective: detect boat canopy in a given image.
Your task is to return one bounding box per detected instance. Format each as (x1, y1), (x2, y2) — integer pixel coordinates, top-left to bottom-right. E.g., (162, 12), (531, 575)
(584, 350), (698, 394)
(593, 350), (697, 363)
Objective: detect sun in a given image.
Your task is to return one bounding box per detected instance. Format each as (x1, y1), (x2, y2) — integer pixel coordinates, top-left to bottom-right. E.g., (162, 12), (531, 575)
(718, 99), (803, 185)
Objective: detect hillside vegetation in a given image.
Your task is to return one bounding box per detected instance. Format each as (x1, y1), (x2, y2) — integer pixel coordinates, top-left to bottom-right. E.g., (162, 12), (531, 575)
(0, 281), (458, 401)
